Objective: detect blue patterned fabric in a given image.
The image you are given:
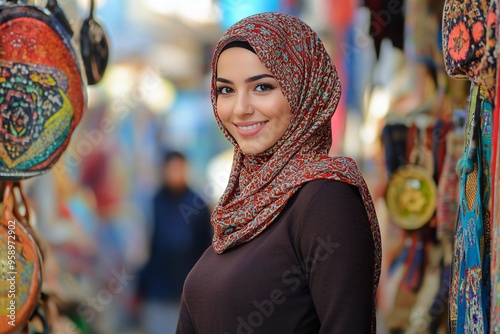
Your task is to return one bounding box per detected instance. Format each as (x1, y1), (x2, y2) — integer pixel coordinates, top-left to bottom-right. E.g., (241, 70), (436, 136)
(450, 85), (492, 333)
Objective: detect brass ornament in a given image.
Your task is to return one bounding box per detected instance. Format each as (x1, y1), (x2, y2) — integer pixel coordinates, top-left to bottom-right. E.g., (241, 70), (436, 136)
(386, 165), (438, 229)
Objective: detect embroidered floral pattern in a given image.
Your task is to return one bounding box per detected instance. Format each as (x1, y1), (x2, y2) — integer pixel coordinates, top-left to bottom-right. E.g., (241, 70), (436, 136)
(465, 267), (486, 333)
(443, 0), (498, 102)
(448, 22), (471, 62)
(465, 218), (477, 248)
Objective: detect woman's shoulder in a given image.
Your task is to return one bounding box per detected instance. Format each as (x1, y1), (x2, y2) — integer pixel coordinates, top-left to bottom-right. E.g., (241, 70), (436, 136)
(287, 178), (369, 234)
(296, 179), (362, 203)
(281, 179), (365, 231)
(287, 179), (373, 252)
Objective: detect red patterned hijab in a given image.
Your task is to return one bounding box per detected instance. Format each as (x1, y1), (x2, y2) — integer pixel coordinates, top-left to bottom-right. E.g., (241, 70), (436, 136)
(210, 12), (381, 298)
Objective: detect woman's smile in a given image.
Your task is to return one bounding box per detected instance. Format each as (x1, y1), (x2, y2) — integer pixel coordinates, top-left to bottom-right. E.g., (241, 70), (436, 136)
(233, 121), (268, 136)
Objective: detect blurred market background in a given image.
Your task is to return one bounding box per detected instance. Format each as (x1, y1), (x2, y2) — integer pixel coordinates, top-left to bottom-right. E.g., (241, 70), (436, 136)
(13, 0), (472, 333)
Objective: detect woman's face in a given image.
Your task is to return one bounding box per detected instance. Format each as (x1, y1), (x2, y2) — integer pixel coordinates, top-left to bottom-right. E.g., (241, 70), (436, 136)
(216, 47), (291, 155)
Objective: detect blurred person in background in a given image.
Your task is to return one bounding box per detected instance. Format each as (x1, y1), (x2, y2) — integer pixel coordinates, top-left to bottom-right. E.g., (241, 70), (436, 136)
(137, 151), (212, 334)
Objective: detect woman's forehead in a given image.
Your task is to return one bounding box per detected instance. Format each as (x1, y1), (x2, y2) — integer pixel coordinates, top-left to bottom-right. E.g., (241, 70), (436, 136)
(216, 48), (273, 77)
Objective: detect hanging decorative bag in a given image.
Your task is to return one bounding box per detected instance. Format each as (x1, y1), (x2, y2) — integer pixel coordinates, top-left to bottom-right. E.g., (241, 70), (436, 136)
(80, 0), (109, 85)
(0, 0), (86, 180)
(385, 123), (438, 230)
(385, 164), (437, 230)
(442, 0), (498, 102)
(0, 181), (43, 334)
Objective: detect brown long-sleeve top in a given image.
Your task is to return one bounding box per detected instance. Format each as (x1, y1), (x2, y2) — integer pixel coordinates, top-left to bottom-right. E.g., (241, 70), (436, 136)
(177, 179), (376, 333)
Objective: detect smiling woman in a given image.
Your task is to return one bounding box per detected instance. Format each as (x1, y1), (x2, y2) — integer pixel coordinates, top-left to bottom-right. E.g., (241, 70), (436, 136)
(177, 12), (382, 334)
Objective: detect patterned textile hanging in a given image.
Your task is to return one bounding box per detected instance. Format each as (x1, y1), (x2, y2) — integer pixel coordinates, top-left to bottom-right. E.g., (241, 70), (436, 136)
(436, 112), (467, 243)
(492, 32), (500, 334)
(449, 85), (492, 333)
(442, 0), (497, 331)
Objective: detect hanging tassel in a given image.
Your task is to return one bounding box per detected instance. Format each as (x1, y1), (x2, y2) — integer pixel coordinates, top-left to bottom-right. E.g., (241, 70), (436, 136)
(456, 146), (475, 175)
(456, 91), (481, 176)
(456, 125), (477, 175)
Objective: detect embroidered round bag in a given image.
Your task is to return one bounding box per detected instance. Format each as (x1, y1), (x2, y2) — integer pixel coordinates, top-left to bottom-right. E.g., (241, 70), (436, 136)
(0, 0), (86, 180)
(0, 181), (43, 333)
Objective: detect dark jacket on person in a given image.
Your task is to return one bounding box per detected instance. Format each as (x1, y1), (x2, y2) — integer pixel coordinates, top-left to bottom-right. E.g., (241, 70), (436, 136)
(139, 186), (212, 302)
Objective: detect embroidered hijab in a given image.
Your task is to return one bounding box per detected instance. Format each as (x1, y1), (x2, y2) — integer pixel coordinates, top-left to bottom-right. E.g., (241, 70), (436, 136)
(210, 13), (381, 316)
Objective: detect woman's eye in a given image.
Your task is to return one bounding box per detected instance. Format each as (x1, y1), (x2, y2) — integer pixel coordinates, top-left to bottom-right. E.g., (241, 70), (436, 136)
(255, 84), (274, 92)
(217, 86), (233, 95)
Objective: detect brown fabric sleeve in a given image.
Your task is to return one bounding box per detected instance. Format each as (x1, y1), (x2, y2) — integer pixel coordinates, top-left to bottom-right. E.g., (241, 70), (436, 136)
(294, 180), (376, 333)
(176, 293), (196, 334)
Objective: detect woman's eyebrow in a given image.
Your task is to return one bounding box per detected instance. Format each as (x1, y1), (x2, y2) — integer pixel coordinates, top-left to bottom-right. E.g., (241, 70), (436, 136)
(216, 74), (274, 84)
(244, 74), (274, 83)
(216, 77), (232, 84)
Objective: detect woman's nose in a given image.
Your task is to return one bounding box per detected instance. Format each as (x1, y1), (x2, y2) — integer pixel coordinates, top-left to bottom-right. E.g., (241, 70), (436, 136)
(233, 92), (253, 116)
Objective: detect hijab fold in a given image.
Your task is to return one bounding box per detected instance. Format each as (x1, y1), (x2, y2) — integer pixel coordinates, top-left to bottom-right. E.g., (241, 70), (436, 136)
(210, 14), (381, 331)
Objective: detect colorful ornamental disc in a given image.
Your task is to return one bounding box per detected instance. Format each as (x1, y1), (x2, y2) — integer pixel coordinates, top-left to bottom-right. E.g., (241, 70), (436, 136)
(0, 208), (42, 333)
(386, 165), (437, 230)
(0, 6), (86, 179)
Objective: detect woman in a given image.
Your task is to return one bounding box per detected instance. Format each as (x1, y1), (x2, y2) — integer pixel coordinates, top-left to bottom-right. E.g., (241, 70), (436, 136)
(177, 12), (381, 333)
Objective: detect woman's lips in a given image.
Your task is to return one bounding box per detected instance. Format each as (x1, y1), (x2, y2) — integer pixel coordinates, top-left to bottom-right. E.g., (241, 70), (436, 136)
(234, 121), (267, 137)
